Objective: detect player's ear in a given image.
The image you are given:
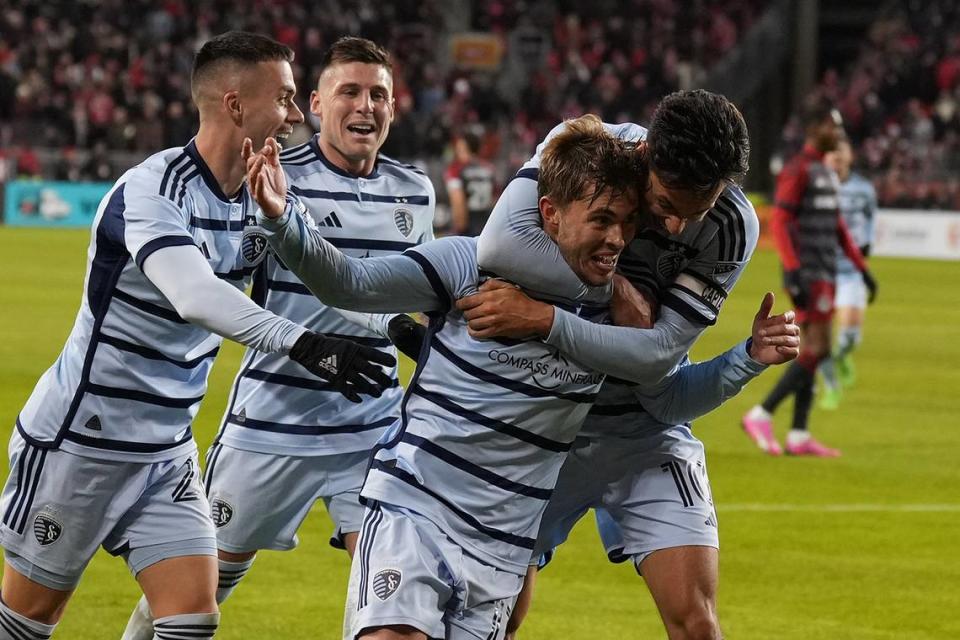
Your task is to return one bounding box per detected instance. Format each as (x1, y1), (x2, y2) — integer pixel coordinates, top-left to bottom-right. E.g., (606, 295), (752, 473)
(224, 90), (242, 125)
(539, 196), (561, 234)
(388, 96), (396, 123)
(309, 90), (323, 121)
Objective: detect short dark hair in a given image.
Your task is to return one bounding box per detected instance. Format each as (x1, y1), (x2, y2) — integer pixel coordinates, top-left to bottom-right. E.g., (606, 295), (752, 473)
(463, 132), (482, 155)
(646, 89), (750, 195)
(539, 114), (644, 208)
(318, 36), (392, 77)
(800, 94), (841, 129)
(191, 31), (294, 92)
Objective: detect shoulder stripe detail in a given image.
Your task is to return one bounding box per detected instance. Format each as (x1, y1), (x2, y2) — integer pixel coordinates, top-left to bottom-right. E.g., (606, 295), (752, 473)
(135, 235), (196, 270)
(661, 292), (716, 326)
(712, 196), (748, 261)
(400, 432), (553, 499)
(86, 383), (204, 409)
(242, 368), (400, 392)
(225, 413), (395, 436)
(431, 337), (598, 404)
(411, 385), (572, 452)
(369, 459), (537, 549)
(99, 333), (219, 369)
(378, 156), (427, 175)
(289, 185), (430, 206)
(113, 289), (187, 324)
(403, 251), (451, 310)
(163, 156), (196, 203)
(175, 168), (201, 207)
(279, 142), (312, 160)
(159, 152), (191, 199)
(513, 168), (539, 182)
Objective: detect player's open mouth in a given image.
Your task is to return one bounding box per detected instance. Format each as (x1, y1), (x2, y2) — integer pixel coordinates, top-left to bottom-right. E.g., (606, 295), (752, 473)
(346, 123), (376, 136)
(274, 131), (291, 147)
(592, 254), (618, 269)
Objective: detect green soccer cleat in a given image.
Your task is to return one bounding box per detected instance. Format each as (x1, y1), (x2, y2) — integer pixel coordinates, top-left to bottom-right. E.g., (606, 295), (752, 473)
(818, 385), (842, 410)
(837, 354), (857, 388)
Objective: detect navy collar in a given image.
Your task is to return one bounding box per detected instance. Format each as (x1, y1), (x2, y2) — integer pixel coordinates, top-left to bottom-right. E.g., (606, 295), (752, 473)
(185, 139), (245, 204)
(309, 135), (381, 180)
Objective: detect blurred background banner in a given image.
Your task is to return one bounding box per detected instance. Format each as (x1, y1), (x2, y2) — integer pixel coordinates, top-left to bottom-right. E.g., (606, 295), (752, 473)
(3, 180), (110, 228)
(873, 210), (960, 260)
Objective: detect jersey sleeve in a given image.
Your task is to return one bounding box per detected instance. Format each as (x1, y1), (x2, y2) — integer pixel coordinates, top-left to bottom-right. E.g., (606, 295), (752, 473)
(662, 188), (759, 326)
(403, 236), (481, 312)
(118, 169), (196, 269)
(770, 159), (806, 271)
(444, 162), (463, 191)
(258, 195), (445, 313)
(631, 339), (767, 425)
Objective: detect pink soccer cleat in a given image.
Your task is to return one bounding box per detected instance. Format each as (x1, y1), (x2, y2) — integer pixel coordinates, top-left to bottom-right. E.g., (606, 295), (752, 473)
(741, 412), (783, 455)
(785, 437), (841, 458)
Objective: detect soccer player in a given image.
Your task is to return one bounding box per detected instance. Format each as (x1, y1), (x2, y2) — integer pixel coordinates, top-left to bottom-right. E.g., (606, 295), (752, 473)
(466, 90), (774, 640)
(443, 132), (497, 236)
(0, 32), (393, 640)
(742, 98), (877, 457)
(246, 114), (797, 640)
(121, 37), (435, 638)
(817, 138), (877, 409)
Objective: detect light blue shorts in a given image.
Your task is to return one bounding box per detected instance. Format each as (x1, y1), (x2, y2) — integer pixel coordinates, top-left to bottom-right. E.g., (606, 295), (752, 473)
(835, 271), (867, 309)
(344, 503), (523, 640)
(0, 431), (215, 590)
(535, 425), (718, 570)
(203, 443), (369, 553)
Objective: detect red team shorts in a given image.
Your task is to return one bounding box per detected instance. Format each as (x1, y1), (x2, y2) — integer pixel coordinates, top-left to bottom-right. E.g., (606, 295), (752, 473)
(794, 279), (835, 324)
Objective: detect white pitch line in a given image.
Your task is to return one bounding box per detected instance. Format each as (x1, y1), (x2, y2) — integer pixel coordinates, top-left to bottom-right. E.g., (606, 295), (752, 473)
(720, 504), (960, 513)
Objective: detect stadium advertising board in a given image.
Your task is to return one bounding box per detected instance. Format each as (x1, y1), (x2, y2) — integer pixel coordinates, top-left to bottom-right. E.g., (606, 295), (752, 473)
(873, 209), (960, 260)
(3, 180), (111, 228)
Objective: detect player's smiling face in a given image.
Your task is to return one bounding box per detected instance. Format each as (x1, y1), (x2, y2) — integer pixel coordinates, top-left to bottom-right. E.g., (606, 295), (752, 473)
(241, 60), (304, 150)
(542, 184), (640, 287)
(311, 61), (395, 175)
(643, 169), (724, 236)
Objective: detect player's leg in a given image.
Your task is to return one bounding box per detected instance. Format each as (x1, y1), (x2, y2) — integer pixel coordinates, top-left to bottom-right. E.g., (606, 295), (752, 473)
(346, 503), (456, 640)
(0, 433), (140, 638)
(504, 565), (537, 640)
(834, 303), (865, 387)
(444, 552), (524, 640)
(639, 546), (719, 640)
(114, 453), (220, 640)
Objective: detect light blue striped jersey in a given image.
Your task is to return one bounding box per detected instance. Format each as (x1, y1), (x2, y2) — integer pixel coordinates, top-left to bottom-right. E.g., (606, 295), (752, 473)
(17, 141), (261, 462)
(215, 136), (435, 456)
(836, 172), (876, 275)
(361, 237), (609, 575)
(484, 120), (759, 436)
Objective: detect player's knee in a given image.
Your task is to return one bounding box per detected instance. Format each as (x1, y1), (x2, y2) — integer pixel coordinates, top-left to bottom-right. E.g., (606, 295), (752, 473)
(680, 610), (721, 640)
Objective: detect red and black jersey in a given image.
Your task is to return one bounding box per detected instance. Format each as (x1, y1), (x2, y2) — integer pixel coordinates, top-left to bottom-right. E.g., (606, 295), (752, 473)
(770, 144), (866, 283)
(445, 159), (497, 236)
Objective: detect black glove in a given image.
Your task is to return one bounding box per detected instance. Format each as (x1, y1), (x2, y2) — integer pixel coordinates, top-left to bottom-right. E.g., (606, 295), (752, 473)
(289, 331), (396, 403)
(387, 314), (427, 360)
(783, 269), (807, 309)
(862, 269), (878, 304)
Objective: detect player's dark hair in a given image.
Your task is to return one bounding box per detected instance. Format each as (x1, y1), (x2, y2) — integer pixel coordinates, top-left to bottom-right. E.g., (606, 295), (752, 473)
(646, 89), (750, 195)
(463, 132), (482, 155)
(800, 94), (840, 129)
(318, 36), (392, 77)
(191, 31), (294, 92)
(539, 114), (645, 208)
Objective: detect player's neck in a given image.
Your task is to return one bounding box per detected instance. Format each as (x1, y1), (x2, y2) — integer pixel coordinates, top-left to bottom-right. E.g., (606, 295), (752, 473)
(318, 137), (377, 177)
(194, 128), (246, 198)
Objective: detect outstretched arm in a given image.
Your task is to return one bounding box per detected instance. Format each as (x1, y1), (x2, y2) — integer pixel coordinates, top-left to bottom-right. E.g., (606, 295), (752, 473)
(248, 138), (444, 314)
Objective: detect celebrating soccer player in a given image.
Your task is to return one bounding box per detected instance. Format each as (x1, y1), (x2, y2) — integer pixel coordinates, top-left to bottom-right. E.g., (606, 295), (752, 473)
(0, 32), (394, 640)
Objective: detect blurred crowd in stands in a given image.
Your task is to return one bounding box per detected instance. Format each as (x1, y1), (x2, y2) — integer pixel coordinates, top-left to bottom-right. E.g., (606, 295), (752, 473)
(780, 0), (960, 209)
(2, 0), (958, 210)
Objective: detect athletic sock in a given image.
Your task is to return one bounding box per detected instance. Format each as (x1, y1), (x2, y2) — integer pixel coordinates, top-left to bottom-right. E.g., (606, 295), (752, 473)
(746, 405), (772, 421)
(0, 597), (57, 640)
(836, 326), (862, 359)
(786, 429), (811, 446)
(217, 557), (255, 604)
(818, 356), (839, 391)
(761, 361), (808, 413)
(153, 612), (219, 640)
(791, 367), (816, 432)
(121, 595), (155, 640)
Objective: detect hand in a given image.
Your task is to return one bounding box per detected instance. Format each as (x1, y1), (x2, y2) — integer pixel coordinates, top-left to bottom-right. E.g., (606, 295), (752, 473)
(748, 292), (800, 365)
(455, 279), (554, 339)
(243, 137), (287, 218)
(782, 269), (807, 309)
(289, 332), (396, 403)
(610, 274), (658, 328)
(387, 314), (427, 360)
(862, 269), (878, 304)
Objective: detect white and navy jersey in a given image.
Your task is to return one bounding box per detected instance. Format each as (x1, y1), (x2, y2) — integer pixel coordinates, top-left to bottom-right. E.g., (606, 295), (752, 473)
(356, 237), (609, 576)
(836, 172), (876, 276)
(17, 141), (260, 462)
(215, 136), (435, 456)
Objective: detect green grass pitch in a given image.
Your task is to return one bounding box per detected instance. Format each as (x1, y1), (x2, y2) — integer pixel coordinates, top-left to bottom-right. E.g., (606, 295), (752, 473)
(1, 226), (958, 638)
